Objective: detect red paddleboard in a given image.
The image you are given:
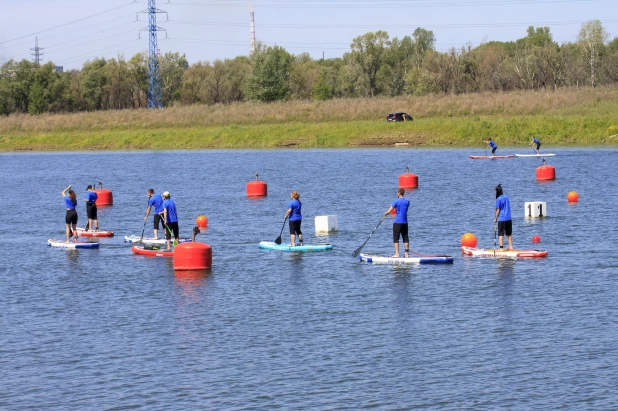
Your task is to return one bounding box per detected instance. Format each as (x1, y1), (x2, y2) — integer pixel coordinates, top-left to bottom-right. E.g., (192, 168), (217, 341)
(469, 155), (514, 159)
(132, 245), (174, 257)
(76, 228), (114, 237)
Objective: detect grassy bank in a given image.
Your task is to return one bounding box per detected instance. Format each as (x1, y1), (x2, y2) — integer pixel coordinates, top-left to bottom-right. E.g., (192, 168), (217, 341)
(1, 87), (618, 151)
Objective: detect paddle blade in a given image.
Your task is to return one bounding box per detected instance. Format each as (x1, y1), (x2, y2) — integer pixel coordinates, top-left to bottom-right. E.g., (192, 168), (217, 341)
(275, 236), (282, 245)
(352, 246), (363, 258)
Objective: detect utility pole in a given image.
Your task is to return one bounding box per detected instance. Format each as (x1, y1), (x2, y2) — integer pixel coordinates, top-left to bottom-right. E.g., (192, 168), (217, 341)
(140, 0), (166, 109)
(250, 11), (256, 55)
(31, 37), (44, 66)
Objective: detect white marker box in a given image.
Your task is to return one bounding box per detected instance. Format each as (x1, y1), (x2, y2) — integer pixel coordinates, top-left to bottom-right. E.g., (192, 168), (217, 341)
(315, 215), (338, 233)
(525, 202), (547, 218)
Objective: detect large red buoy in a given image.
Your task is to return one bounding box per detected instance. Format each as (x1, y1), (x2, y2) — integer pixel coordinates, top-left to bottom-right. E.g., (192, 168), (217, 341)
(398, 166), (418, 189)
(196, 215), (208, 228)
(173, 242), (212, 271)
(567, 191), (579, 203)
(461, 232), (477, 248)
(246, 173), (267, 197)
(95, 181), (113, 205)
(536, 160), (555, 181)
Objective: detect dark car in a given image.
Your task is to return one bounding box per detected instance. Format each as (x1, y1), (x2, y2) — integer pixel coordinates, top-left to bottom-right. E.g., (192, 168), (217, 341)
(386, 112), (413, 122)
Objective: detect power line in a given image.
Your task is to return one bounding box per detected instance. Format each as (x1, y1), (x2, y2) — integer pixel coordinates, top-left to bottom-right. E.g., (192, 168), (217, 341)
(168, 0), (597, 8)
(60, 40), (143, 65)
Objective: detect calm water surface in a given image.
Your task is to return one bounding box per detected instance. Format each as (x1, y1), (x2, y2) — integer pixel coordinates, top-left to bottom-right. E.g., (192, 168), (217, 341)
(1, 148), (617, 410)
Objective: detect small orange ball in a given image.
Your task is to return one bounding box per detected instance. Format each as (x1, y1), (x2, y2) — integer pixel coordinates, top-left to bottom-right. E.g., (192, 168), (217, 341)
(196, 215), (208, 228)
(532, 235), (541, 243)
(567, 191), (579, 203)
(461, 232), (477, 248)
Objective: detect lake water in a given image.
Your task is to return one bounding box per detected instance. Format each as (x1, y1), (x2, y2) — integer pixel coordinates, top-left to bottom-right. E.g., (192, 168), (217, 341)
(1, 148), (617, 409)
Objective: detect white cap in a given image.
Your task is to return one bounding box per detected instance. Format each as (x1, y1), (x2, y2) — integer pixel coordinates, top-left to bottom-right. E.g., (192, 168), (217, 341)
(163, 191), (170, 198)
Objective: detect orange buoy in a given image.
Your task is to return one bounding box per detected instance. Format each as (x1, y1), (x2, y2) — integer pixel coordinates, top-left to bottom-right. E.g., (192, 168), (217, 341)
(246, 173), (267, 197)
(532, 235), (541, 243)
(536, 159), (555, 181)
(95, 182), (113, 205)
(567, 191), (579, 203)
(461, 233), (477, 248)
(196, 215), (208, 228)
(398, 166), (418, 189)
(173, 242), (212, 271)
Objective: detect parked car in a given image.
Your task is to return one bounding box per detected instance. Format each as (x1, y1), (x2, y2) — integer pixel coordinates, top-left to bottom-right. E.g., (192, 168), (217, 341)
(386, 112), (413, 122)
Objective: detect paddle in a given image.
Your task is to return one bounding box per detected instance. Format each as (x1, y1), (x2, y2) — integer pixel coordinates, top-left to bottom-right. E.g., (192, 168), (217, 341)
(494, 223), (497, 257)
(138, 218), (147, 243)
(164, 223), (179, 246)
(274, 217), (288, 245)
(352, 214), (387, 257)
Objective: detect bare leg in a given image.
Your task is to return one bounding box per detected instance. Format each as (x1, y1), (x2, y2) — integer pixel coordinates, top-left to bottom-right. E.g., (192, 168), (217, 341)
(298, 233), (303, 245)
(290, 234), (296, 246)
(65, 224), (71, 243)
(507, 236), (513, 250)
(166, 239), (171, 251)
(154, 229), (158, 239)
(393, 242), (400, 258)
(94, 218), (99, 231)
(499, 235), (504, 248)
(72, 223), (78, 242)
(88, 218), (93, 231)
(404, 242), (409, 258)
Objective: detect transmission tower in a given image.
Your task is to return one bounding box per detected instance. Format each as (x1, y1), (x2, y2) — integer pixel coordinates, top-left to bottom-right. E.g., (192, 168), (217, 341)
(140, 0), (166, 109)
(31, 37), (44, 66)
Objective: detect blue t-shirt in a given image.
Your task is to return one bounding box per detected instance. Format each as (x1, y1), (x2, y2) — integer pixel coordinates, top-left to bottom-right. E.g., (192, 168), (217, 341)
(163, 199), (178, 223)
(288, 199), (302, 221)
(149, 193), (164, 214)
(64, 195), (76, 210)
(488, 140), (497, 148)
(533, 137), (540, 144)
(495, 195), (512, 221)
(392, 197), (410, 224)
(85, 191), (97, 203)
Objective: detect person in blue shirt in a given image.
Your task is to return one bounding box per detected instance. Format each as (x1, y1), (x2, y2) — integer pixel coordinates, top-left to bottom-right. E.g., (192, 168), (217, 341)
(494, 184), (513, 250)
(285, 191), (303, 246)
(161, 191), (179, 251)
(530, 136), (541, 154)
(486, 138), (498, 156)
(145, 189), (164, 239)
(84, 185), (99, 231)
(62, 185), (78, 243)
(384, 188), (411, 258)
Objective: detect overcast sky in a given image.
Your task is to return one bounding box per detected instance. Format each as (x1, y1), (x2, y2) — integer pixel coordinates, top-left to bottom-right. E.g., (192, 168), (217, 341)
(1, 0), (617, 70)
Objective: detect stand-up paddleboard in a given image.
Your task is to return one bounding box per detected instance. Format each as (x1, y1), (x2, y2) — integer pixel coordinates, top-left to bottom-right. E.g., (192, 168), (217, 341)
(469, 155), (514, 159)
(131, 245), (174, 257)
(124, 235), (189, 245)
(76, 228), (114, 237)
(48, 239), (99, 249)
(359, 253), (454, 264)
(461, 246), (548, 258)
(515, 153), (556, 157)
(259, 241), (333, 252)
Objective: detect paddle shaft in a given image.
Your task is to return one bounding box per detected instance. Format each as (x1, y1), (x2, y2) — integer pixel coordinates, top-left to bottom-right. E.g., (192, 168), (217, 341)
(275, 217), (288, 244)
(352, 214), (387, 257)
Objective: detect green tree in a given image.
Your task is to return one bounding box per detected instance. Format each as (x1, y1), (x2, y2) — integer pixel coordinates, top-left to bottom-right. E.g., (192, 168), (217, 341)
(160, 52), (189, 106)
(312, 70), (333, 100)
(578, 20), (609, 87)
(349, 31), (391, 97)
(246, 45), (294, 102)
(28, 74), (47, 115)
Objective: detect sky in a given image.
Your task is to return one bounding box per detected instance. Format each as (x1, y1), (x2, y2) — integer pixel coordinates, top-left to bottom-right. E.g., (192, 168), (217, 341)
(0, 0), (617, 70)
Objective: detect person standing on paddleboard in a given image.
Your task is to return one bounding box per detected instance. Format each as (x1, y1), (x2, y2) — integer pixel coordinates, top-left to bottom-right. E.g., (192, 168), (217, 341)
(285, 191), (303, 247)
(161, 191), (179, 251)
(84, 185), (98, 232)
(494, 184), (513, 250)
(62, 185), (78, 243)
(384, 188), (410, 258)
(530, 136), (541, 154)
(145, 189), (164, 239)
(486, 138), (498, 156)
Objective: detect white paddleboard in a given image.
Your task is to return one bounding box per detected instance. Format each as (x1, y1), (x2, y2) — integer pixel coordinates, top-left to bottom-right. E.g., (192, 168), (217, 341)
(48, 239), (99, 249)
(515, 153), (556, 157)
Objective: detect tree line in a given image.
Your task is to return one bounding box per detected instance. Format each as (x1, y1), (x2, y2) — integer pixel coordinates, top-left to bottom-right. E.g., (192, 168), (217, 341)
(1, 20), (617, 116)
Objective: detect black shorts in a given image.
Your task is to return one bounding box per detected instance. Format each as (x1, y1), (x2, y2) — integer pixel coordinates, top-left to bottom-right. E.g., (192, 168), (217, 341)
(536, 142), (541, 150)
(65, 210), (78, 225)
(393, 223), (409, 243)
(498, 220), (512, 236)
(492, 147), (497, 154)
(86, 202), (97, 219)
(289, 220), (302, 235)
(165, 221), (179, 240)
(154, 214), (163, 229)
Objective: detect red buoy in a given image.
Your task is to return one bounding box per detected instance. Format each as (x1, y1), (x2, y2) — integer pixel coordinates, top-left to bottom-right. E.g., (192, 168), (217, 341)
(398, 166), (418, 189)
(247, 173), (267, 197)
(532, 235), (541, 243)
(567, 191), (579, 203)
(173, 242), (212, 271)
(536, 160), (555, 181)
(461, 233), (478, 248)
(95, 182), (113, 205)
(196, 215), (208, 228)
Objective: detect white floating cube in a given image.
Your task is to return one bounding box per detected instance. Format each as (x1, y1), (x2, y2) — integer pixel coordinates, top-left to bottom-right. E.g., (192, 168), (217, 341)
(524, 202), (547, 218)
(315, 215), (338, 233)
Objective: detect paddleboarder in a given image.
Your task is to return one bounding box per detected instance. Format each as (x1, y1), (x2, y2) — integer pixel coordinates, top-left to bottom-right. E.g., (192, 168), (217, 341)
(530, 136), (541, 154)
(62, 185), (78, 243)
(161, 191), (179, 251)
(84, 185), (98, 232)
(494, 184), (513, 251)
(486, 138), (498, 156)
(384, 188), (410, 258)
(145, 189), (164, 239)
(285, 191), (303, 246)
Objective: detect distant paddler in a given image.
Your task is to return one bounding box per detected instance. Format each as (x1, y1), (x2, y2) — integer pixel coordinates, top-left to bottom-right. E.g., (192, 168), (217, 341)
(485, 138), (498, 157)
(384, 188), (410, 258)
(530, 136), (541, 154)
(84, 185), (99, 231)
(145, 189), (164, 240)
(161, 191), (179, 251)
(62, 185), (78, 243)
